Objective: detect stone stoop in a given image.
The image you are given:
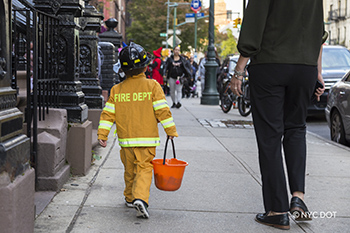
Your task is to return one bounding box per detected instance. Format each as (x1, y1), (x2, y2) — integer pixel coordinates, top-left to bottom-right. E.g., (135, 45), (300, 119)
(36, 132), (70, 191)
(66, 120), (93, 176)
(35, 108), (70, 191)
(0, 168), (35, 233)
(88, 108), (102, 149)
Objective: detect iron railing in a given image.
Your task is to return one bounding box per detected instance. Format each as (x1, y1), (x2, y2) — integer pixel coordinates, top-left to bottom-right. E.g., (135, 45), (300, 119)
(12, 6), (60, 172)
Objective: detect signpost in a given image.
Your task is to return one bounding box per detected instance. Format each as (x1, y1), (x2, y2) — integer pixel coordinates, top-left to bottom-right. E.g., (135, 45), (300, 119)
(191, 0), (202, 13)
(186, 13), (204, 23)
(167, 35), (182, 48)
(166, 1), (205, 49)
(190, 0), (203, 54)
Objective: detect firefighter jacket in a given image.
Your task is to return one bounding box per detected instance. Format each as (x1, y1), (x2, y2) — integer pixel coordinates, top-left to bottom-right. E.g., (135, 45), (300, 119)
(98, 72), (178, 147)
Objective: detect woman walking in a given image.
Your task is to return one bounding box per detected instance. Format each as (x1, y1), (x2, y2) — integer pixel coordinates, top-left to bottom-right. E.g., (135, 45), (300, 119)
(231, 0), (326, 230)
(164, 46), (191, 108)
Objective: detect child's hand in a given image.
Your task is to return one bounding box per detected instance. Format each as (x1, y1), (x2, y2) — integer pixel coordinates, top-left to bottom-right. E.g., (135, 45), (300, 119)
(98, 139), (107, 147)
(167, 136), (174, 140)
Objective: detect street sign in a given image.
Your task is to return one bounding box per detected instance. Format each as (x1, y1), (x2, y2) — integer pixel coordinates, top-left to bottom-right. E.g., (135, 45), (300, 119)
(191, 0), (202, 13)
(162, 41), (167, 46)
(186, 12), (204, 23)
(186, 13), (204, 18)
(186, 16), (195, 23)
(167, 35), (182, 48)
(160, 33), (167, 37)
(167, 29), (181, 35)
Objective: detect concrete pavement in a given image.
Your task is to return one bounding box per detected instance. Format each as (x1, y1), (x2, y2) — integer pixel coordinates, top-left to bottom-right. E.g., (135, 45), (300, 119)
(34, 95), (350, 233)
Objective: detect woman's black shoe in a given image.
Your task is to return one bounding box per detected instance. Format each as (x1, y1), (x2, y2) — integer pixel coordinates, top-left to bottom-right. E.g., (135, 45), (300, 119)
(176, 103), (182, 108)
(255, 212), (290, 230)
(290, 197), (312, 221)
(171, 103), (176, 108)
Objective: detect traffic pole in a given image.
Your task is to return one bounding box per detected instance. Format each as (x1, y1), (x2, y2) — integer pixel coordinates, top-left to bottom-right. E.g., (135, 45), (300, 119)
(200, 0), (219, 105)
(173, 6), (177, 48)
(194, 12), (197, 53)
(166, 0), (170, 48)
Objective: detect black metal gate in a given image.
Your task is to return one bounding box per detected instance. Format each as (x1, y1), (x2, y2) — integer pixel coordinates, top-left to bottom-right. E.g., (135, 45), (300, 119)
(12, 3), (60, 172)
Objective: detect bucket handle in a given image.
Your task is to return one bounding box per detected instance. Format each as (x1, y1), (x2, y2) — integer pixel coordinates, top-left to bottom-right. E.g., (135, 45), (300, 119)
(163, 137), (176, 165)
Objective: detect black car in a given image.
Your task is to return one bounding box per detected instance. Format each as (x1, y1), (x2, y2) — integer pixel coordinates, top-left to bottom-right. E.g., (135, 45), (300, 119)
(325, 71), (350, 146)
(308, 45), (350, 115)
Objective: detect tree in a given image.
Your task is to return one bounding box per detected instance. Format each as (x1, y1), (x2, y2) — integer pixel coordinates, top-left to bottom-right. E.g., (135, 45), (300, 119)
(126, 0), (208, 53)
(214, 26), (229, 59)
(220, 29), (238, 58)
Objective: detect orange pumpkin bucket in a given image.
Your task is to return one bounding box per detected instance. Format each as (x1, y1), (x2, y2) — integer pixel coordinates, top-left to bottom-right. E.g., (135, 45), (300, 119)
(151, 138), (188, 191)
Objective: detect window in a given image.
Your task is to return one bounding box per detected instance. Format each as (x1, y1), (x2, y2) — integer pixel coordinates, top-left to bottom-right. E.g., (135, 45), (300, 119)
(227, 10), (232, 21)
(322, 48), (350, 69)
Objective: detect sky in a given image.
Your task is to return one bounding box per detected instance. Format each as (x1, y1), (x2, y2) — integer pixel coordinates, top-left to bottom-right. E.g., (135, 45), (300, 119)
(201, 0), (244, 18)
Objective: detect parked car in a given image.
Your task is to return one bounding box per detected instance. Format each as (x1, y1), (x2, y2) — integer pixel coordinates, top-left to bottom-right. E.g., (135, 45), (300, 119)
(308, 45), (350, 115)
(325, 70), (350, 145)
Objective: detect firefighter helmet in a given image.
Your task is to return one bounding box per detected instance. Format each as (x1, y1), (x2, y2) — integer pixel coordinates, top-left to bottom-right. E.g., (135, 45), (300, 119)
(119, 42), (150, 71)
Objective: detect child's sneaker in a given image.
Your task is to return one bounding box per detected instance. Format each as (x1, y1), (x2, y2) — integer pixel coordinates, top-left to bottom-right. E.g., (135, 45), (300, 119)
(125, 199), (133, 208)
(133, 199), (149, 219)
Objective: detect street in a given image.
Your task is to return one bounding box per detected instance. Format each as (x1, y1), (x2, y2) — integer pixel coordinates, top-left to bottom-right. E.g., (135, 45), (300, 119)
(306, 115), (331, 141)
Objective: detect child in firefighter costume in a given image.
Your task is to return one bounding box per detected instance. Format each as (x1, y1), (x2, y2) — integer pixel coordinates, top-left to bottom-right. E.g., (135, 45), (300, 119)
(97, 42), (178, 219)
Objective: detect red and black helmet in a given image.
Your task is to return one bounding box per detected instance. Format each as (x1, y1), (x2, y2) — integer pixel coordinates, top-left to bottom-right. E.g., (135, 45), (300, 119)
(119, 42), (151, 71)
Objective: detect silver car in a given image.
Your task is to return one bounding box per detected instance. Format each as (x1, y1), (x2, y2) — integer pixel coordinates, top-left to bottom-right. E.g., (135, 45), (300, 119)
(309, 45), (350, 115)
(325, 71), (350, 146)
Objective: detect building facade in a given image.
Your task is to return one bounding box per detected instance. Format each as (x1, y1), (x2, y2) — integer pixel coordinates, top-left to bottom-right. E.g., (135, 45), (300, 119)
(90, 0), (127, 40)
(324, 0), (350, 48)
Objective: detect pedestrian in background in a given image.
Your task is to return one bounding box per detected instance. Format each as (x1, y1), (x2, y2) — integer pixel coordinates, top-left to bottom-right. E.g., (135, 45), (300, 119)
(150, 47), (164, 88)
(196, 54), (206, 93)
(97, 42), (178, 219)
(181, 54), (192, 98)
(189, 56), (198, 87)
(145, 52), (153, 79)
(196, 51), (221, 95)
(230, 0), (326, 230)
(164, 46), (191, 108)
(189, 56), (198, 82)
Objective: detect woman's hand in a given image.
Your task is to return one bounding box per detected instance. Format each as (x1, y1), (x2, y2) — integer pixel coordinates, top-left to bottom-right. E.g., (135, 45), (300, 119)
(230, 74), (243, 96)
(315, 75), (325, 102)
(230, 56), (250, 96)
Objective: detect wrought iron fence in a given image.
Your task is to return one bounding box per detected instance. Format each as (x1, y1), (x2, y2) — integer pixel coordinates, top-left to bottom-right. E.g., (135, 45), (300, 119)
(12, 5), (60, 170)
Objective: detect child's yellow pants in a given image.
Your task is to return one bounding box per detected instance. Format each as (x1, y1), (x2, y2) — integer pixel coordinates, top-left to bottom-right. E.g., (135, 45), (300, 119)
(120, 147), (155, 205)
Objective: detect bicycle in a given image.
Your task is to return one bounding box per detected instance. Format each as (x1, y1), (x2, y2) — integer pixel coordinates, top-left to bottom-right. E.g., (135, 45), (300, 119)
(219, 74), (235, 113)
(237, 74), (251, 117)
(219, 71), (251, 117)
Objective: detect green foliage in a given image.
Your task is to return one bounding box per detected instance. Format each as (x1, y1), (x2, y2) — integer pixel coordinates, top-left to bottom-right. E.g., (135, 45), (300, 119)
(214, 26), (229, 59)
(126, 0), (208, 53)
(220, 29), (238, 58)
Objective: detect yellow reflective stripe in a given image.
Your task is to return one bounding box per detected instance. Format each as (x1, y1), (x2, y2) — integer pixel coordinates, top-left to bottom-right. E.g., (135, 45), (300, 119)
(103, 102), (115, 113)
(98, 120), (113, 130)
(118, 137), (160, 147)
(161, 117), (175, 129)
(153, 99), (169, 111)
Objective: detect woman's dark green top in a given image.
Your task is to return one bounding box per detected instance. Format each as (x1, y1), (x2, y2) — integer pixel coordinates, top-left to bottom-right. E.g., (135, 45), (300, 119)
(237, 0), (324, 66)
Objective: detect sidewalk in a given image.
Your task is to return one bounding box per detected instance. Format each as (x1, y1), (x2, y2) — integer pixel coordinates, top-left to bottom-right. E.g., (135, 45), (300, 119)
(34, 96), (350, 233)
